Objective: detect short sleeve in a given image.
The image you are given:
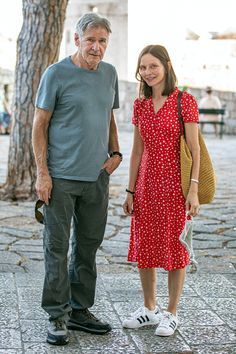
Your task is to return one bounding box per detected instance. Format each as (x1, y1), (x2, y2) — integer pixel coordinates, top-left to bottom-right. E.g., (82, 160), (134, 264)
(181, 92), (199, 123)
(132, 98), (142, 126)
(112, 70), (119, 109)
(35, 65), (59, 112)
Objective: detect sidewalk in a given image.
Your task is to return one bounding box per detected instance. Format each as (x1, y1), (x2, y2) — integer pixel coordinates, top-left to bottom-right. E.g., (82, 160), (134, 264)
(0, 131), (236, 353)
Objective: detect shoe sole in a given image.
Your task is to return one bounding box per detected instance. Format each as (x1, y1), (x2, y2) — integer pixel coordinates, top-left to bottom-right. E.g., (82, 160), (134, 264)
(67, 322), (111, 335)
(123, 320), (161, 329)
(155, 332), (175, 336)
(47, 336), (69, 346)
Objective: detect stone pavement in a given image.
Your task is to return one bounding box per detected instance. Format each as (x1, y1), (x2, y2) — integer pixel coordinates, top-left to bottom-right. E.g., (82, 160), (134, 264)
(0, 131), (236, 354)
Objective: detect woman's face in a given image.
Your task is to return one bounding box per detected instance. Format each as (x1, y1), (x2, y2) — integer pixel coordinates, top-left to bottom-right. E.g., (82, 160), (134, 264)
(139, 53), (166, 88)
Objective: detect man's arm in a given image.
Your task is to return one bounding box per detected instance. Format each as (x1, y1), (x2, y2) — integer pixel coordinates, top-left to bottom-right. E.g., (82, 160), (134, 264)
(108, 111), (120, 152)
(102, 111), (122, 174)
(32, 108), (53, 204)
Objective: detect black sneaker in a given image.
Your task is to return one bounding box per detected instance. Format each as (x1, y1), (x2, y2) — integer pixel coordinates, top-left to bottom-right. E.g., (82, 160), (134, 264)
(47, 318), (69, 346)
(67, 309), (112, 335)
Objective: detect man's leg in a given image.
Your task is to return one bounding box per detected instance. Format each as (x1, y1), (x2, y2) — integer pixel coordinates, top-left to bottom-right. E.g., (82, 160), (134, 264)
(68, 170), (111, 334)
(42, 178), (76, 320)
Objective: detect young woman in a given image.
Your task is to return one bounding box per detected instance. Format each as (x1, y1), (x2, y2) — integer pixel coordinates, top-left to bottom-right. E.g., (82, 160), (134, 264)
(122, 45), (200, 336)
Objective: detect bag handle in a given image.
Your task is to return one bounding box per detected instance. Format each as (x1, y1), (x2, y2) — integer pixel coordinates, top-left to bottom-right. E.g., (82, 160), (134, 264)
(177, 91), (185, 137)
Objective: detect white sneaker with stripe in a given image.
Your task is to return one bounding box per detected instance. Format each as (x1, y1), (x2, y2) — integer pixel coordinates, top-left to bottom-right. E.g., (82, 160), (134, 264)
(122, 306), (162, 329)
(155, 311), (178, 336)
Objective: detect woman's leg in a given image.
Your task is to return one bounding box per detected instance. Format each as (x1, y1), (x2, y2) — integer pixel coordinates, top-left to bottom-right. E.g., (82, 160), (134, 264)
(139, 268), (157, 310)
(167, 267), (186, 315)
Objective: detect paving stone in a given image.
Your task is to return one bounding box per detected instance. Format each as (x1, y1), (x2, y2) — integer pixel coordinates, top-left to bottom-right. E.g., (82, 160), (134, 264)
(178, 309), (224, 326)
(192, 258), (236, 274)
(227, 240), (236, 248)
(0, 350), (23, 354)
(0, 289), (18, 307)
(0, 226), (34, 238)
(130, 330), (192, 353)
(78, 329), (138, 353)
(203, 297), (236, 312)
(191, 344), (236, 354)
(107, 288), (144, 302)
(15, 273), (44, 288)
(103, 224), (116, 238)
(0, 250), (22, 264)
(101, 243), (129, 257)
(193, 240), (223, 249)
(10, 244), (44, 253)
(15, 252), (44, 261)
(193, 233), (235, 242)
(222, 229), (236, 237)
(190, 282), (236, 297)
(18, 287), (43, 303)
(224, 274), (236, 286)
(0, 234), (17, 244)
(14, 239), (43, 245)
(110, 232), (130, 242)
(96, 256), (109, 265)
(0, 329), (22, 349)
(158, 296), (208, 310)
(19, 301), (47, 320)
(24, 338), (81, 354)
(107, 215), (130, 227)
(217, 312), (236, 330)
(105, 255), (131, 265)
(193, 224), (225, 234)
(20, 320), (48, 342)
(0, 272), (15, 289)
(179, 325), (236, 345)
(0, 306), (19, 328)
(0, 263), (24, 273)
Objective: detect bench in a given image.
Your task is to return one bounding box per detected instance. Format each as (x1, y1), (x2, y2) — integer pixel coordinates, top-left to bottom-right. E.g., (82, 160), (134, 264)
(199, 108), (225, 139)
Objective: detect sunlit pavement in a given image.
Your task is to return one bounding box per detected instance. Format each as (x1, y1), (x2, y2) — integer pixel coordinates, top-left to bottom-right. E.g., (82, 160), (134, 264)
(0, 130), (236, 353)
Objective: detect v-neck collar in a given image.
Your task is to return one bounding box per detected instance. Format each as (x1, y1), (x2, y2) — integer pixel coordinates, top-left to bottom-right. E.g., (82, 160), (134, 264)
(150, 88), (178, 115)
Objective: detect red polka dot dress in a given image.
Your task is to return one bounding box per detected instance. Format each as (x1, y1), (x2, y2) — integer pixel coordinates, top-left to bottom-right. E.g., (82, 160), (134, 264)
(128, 88), (199, 270)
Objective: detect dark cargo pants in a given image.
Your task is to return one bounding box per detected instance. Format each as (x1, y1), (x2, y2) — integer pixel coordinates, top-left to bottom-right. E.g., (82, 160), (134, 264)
(41, 170), (110, 320)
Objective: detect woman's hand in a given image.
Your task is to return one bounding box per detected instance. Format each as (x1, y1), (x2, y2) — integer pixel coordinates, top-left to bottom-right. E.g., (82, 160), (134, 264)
(185, 191), (200, 217)
(123, 194), (134, 215)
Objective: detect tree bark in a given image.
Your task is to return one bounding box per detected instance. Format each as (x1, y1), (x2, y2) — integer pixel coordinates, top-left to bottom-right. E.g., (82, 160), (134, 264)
(0, 0), (68, 200)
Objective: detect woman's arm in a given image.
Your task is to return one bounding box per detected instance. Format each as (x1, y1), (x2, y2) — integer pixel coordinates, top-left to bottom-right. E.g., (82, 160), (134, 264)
(123, 126), (144, 215)
(184, 122), (200, 216)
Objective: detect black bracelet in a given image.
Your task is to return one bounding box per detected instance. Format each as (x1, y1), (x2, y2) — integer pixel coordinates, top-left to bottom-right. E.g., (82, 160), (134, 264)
(126, 188), (135, 195)
(110, 151), (123, 160)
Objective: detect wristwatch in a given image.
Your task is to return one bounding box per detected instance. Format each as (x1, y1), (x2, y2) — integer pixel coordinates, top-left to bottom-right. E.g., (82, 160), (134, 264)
(110, 151), (123, 160)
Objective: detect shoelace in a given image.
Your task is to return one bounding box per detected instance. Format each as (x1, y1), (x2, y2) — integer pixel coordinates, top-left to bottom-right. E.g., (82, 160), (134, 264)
(130, 307), (145, 319)
(55, 319), (65, 330)
(159, 313), (175, 328)
(80, 309), (99, 322)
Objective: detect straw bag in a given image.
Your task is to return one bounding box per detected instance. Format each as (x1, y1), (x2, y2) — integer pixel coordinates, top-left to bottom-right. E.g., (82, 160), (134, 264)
(177, 91), (216, 204)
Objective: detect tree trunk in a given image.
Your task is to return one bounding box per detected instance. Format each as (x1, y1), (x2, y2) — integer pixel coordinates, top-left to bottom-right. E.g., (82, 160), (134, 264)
(0, 0), (68, 200)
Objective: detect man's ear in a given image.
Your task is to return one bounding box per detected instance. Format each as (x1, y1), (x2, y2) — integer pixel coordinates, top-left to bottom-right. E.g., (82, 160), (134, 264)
(74, 33), (80, 47)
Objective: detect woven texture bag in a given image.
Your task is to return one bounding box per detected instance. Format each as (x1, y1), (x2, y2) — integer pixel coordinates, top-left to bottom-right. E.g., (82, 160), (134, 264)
(178, 92), (216, 204)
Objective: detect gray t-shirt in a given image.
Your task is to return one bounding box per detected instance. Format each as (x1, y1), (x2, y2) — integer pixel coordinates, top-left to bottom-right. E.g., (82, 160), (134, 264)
(35, 57), (119, 181)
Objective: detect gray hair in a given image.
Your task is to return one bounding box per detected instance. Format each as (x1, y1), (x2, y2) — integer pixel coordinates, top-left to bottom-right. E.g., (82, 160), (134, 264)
(75, 13), (112, 37)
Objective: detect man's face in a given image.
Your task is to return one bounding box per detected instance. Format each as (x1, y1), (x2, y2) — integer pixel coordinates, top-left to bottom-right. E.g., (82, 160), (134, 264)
(75, 26), (109, 70)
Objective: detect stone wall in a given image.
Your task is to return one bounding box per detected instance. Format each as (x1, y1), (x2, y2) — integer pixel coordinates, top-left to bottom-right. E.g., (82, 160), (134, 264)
(116, 80), (236, 134)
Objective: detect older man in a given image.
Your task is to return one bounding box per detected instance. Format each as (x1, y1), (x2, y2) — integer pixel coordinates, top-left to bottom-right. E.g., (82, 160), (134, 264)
(32, 13), (121, 346)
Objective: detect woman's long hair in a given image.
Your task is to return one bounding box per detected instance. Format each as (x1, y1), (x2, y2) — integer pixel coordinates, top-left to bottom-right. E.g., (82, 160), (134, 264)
(135, 45), (177, 98)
